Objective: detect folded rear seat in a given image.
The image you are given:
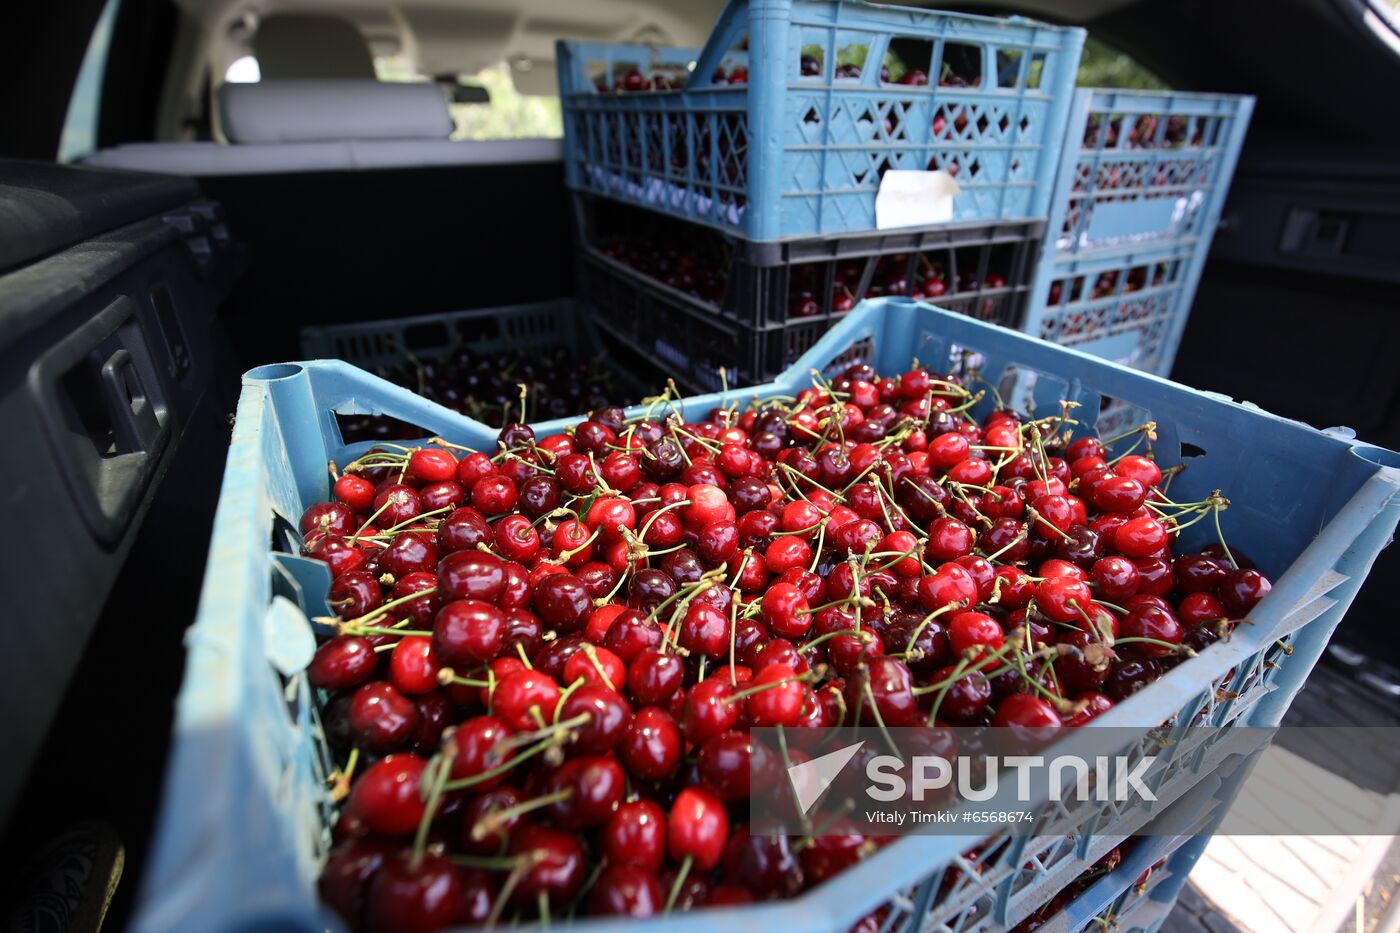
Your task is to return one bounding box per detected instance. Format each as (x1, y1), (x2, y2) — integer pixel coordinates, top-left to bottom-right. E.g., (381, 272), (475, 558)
(83, 80), (561, 176)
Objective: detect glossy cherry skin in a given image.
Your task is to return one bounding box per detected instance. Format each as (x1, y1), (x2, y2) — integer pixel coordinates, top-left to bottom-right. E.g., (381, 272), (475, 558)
(928, 664), (993, 725)
(309, 635), (377, 690)
(619, 706), (683, 780)
(1104, 658), (1162, 702)
(1036, 576), (1095, 623)
(320, 838), (396, 927)
(433, 599), (505, 668)
(390, 571), (442, 626)
(587, 865), (664, 917)
(308, 535), (367, 578)
(448, 715), (514, 791)
(681, 678), (740, 743)
(366, 852), (462, 933)
(602, 799), (667, 873)
(436, 507), (492, 554)
(669, 786), (730, 871)
(437, 551), (505, 602)
(627, 650), (685, 705)
(492, 670), (561, 731)
(559, 684), (632, 754)
(508, 825), (587, 907)
(389, 636), (442, 694)
(349, 681), (420, 752)
(993, 693), (1063, 729)
(301, 500), (356, 537)
(545, 755), (626, 829)
(329, 571), (383, 621)
(348, 754), (427, 836)
(1119, 604), (1183, 658)
(1219, 568), (1271, 617)
(722, 826), (804, 899)
(532, 574), (592, 633)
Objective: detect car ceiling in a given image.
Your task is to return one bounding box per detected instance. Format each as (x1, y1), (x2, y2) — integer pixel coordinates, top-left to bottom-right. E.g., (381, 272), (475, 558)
(176, 0), (1144, 94)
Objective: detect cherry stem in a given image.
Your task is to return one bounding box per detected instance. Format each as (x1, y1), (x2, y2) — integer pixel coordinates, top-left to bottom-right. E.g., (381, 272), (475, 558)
(411, 743), (455, 870)
(335, 586), (439, 630)
(579, 645), (617, 690)
(340, 624), (433, 638)
(725, 672), (813, 704)
(664, 855), (694, 915)
(556, 526), (600, 562)
(470, 789), (573, 841)
(862, 679), (901, 757)
(924, 658), (969, 726)
(348, 497), (396, 545)
(900, 602), (964, 658)
(982, 529), (1029, 563)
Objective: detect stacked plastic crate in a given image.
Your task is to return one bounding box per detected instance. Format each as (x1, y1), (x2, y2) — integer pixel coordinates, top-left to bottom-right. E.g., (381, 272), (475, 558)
(1023, 90), (1255, 379)
(558, 0), (1087, 390)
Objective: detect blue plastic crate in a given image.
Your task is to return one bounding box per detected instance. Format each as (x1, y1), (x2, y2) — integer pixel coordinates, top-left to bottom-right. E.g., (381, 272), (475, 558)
(1047, 90), (1254, 256)
(134, 298), (1400, 933)
(1021, 90), (1254, 377)
(1021, 240), (1199, 377)
(557, 0), (1085, 240)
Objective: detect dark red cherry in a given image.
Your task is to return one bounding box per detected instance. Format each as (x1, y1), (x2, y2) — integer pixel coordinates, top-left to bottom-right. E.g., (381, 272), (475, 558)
(367, 853), (462, 933)
(588, 864), (664, 917)
(349, 681), (420, 752)
(309, 635), (377, 690)
(509, 826), (586, 907)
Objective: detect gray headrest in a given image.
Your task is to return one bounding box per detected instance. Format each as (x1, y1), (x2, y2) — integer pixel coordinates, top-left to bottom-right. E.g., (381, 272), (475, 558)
(254, 14), (375, 80)
(219, 81), (453, 144)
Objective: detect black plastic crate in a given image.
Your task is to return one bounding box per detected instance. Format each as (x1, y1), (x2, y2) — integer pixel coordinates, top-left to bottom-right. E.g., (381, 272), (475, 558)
(575, 194), (1040, 390)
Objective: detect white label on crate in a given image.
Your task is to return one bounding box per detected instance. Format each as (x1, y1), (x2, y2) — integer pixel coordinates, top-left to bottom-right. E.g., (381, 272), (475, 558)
(875, 171), (961, 229)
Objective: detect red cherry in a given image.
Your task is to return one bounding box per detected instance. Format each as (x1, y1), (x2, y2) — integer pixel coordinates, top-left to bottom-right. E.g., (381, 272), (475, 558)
(1114, 517), (1168, 558)
(1219, 568), (1271, 617)
(367, 852), (462, 933)
(309, 635), (377, 690)
(948, 611), (1004, 658)
(588, 864), (663, 917)
(620, 706), (683, 780)
(389, 636), (442, 694)
(348, 754), (427, 836)
(668, 786), (729, 871)
(993, 693), (1063, 728)
(407, 447), (457, 484)
(349, 681), (420, 752)
(492, 670), (561, 731)
(601, 799), (666, 873)
(509, 825), (585, 907)
(433, 599), (505, 667)
(1119, 604), (1183, 658)
(562, 645), (625, 691)
(333, 474), (376, 513)
(448, 715), (514, 790)
(746, 663), (806, 726)
(1035, 576), (1094, 623)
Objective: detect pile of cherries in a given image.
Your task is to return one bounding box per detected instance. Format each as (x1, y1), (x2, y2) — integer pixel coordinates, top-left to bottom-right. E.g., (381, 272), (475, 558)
(302, 361), (1270, 931)
(337, 346), (637, 442)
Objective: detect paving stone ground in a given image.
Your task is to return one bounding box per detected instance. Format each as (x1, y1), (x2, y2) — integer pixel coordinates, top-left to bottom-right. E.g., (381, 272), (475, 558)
(1157, 657), (1400, 933)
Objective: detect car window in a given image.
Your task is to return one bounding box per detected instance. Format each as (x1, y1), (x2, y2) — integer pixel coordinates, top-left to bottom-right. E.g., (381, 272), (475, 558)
(1076, 37), (1170, 90)
(375, 57), (563, 140)
(59, 0), (121, 162)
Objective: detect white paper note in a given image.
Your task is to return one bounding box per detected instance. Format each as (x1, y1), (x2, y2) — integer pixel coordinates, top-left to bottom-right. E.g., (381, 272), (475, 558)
(875, 170), (962, 229)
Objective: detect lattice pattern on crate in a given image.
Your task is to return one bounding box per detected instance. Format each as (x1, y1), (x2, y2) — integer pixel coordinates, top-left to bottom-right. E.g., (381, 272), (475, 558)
(558, 3), (1083, 236)
(1055, 100), (1247, 251)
